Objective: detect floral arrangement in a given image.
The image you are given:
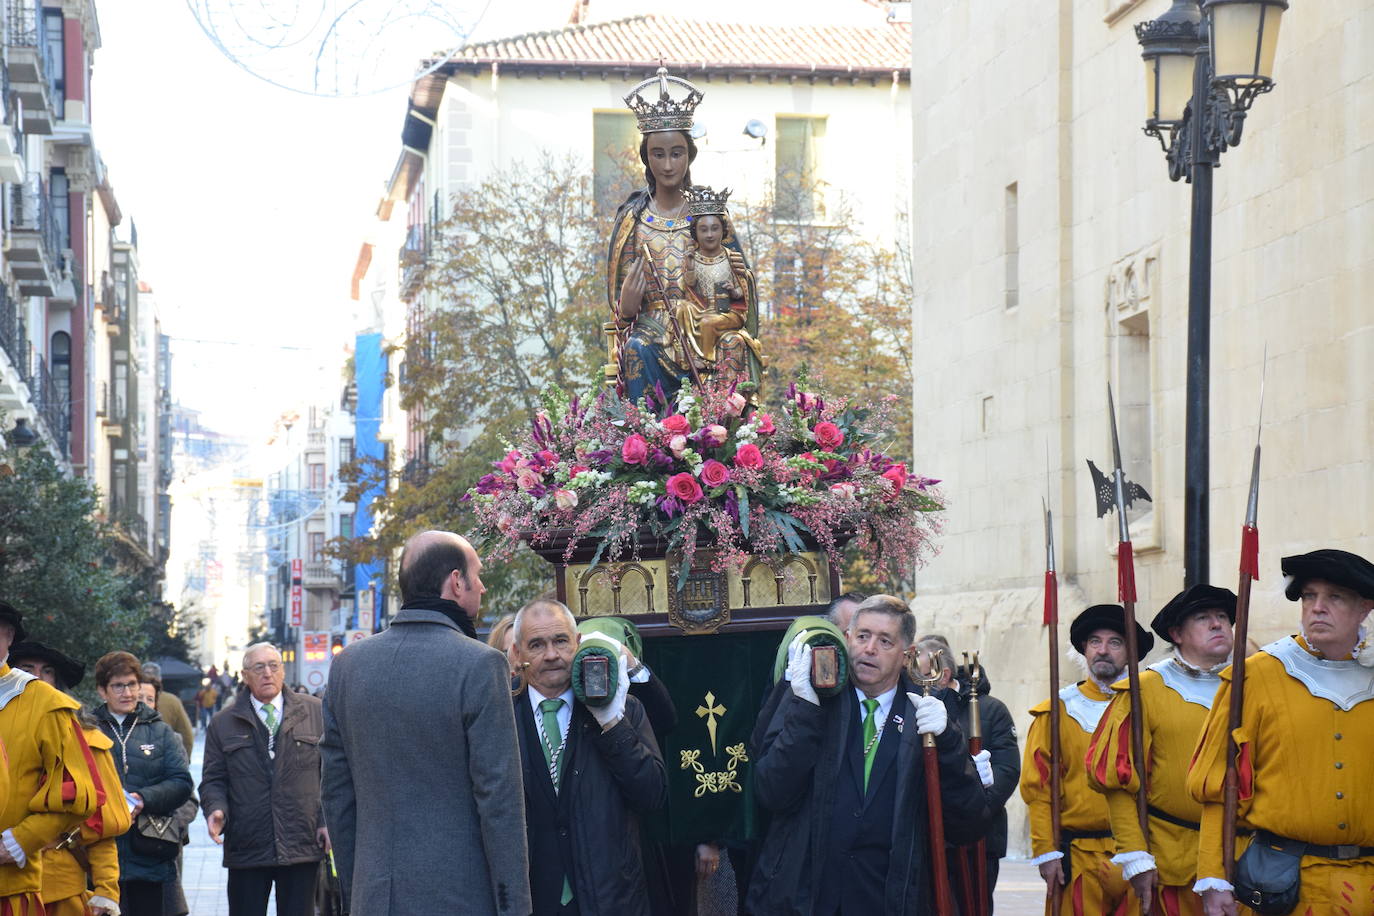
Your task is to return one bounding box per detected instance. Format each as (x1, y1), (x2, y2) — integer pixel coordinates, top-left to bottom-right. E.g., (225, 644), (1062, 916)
(467, 379), (944, 586)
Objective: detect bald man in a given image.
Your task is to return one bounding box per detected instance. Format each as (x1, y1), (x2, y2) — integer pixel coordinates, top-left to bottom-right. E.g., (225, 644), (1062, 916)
(321, 531), (530, 916)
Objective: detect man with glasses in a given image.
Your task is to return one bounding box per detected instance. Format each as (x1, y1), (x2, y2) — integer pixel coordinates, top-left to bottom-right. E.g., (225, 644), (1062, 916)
(200, 643), (327, 916)
(747, 595), (989, 914)
(1021, 604), (1153, 916)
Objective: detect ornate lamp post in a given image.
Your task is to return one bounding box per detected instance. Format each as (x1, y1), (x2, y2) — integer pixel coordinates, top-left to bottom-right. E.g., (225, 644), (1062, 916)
(1134, 0), (1286, 587)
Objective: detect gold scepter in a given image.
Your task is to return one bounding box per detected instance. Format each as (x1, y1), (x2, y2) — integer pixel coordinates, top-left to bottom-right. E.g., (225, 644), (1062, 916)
(638, 242), (706, 392)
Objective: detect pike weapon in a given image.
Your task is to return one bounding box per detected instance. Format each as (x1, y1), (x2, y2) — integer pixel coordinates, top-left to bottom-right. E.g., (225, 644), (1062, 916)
(1223, 351), (1266, 881)
(1098, 384), (1151, 846)
(913, 652), (956, 916)
(638, 243), (706, 392)
(1043, 482), (1065, 915)
(964, 652), (991, 916)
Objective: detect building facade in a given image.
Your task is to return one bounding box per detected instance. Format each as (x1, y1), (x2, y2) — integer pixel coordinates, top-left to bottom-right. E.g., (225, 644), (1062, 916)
(2, 0), (170, 592)
(262, 401), (358, 688)
(911, 0), (1373, 853)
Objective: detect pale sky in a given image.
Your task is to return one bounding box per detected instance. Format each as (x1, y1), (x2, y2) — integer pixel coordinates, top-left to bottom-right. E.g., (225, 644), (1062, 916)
(95, 5), (410, 438)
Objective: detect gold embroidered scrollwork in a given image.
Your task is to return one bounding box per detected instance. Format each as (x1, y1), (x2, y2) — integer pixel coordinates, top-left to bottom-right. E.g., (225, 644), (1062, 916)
(679, 742), (750, 797)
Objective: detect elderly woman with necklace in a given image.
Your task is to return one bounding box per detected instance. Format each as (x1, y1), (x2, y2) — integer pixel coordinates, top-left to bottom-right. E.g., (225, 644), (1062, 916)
(93, 651), (193, 916)
(608, 68), (763, 404)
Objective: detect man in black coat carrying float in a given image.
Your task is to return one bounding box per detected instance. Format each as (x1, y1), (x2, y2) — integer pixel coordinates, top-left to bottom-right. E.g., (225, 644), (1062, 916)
(747, 595), (991, 915)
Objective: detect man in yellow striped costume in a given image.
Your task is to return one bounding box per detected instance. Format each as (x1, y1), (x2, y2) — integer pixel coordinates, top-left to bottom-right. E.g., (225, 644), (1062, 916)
(1189, 548), (1374, 916)
(9, 641), (132, 916)
(1022, 604), (1151, 916)
(0, 603), (101, 916)
(1086, 585), (1236, 916)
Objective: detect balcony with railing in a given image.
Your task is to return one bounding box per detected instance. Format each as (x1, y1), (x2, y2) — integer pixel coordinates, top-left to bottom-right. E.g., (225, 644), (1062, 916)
(0, 66), (23, 182)
(98, 380), (128, 436)
(0, 281), (28, 384)
(9, 174), (63, 296)
(27, 353), (69, 456)
(398, 223), (429, 299)
(302, 560), (344, 590)
(4, 0), (56, 135)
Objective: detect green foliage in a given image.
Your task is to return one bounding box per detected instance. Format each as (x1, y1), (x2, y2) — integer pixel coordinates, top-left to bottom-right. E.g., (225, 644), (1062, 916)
(0, 441), (198, 667)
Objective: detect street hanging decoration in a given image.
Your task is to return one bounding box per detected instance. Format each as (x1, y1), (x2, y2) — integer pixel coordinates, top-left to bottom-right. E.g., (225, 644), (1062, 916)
(185, 0), (488, 97)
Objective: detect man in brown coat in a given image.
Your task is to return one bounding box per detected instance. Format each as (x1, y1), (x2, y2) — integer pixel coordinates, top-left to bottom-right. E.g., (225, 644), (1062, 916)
(200, 643), (327, 916)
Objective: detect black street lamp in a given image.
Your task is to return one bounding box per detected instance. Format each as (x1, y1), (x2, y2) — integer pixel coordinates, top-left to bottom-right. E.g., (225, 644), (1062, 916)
(5, 417), (39, 450)
(1134, 0), (1286, 588)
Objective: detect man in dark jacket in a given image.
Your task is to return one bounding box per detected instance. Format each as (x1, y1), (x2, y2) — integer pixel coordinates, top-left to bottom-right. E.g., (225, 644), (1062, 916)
(918, 635), (1021, 911)
(747, 596), (990, 915)
(512, 598), (667, 916)
(200, 642), (326, 916)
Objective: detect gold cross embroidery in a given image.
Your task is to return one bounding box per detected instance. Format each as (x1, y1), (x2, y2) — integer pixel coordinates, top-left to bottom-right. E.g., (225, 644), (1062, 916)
(696, 691), (726, 755)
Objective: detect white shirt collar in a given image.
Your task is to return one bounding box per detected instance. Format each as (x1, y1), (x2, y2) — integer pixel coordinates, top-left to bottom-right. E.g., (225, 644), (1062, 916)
(250, 692), (282, 718)
(853, 683), (899, 729)
(528, 685), (575, 739)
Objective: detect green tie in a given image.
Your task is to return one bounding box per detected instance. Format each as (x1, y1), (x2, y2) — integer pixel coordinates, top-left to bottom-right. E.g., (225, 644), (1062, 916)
(861, 698), (881, 792)
(263, 702), (278, 735)
(537, 698), (574, 905)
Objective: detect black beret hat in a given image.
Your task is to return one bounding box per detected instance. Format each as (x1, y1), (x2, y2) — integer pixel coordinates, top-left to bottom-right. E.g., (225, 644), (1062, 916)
(1151, 584), (1238, 644)
(7, 641), (85, 689)
(1069, 604), (1154, 660)
(0, 601), (28, 644)
(1282, 549), (1374, 601)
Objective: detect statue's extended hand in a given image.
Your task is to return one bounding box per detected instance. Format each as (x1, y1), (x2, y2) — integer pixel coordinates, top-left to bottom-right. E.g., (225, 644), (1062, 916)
(619, 257), (648, 319)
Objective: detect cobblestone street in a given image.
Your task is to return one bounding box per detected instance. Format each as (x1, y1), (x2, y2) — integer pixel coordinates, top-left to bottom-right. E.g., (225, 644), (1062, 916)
(181, 731), (234, 916)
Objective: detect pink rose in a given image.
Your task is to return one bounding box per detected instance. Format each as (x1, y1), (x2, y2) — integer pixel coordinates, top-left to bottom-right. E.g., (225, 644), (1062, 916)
(668, 435), (688, 457)
(724, 392), (747, 417)
(661, 414), (691, 436)
(703, 424), (728, 446)
(734, 443), (763, 469)
(755, 413), (776, 435)
(830, 482), (857, 500)
(882, 462), (908, 495)
(536, 449), (559, 467)
(621, 434), (649, 465)
(666, 472), (704, 504)
(498, 450), (521, 474)
(568, 464), (589, 479)
(516, 469), (541, 491)
(554, 489), (578, 510)
(700, 459), (730, 488)
(813, 421), (844, 451)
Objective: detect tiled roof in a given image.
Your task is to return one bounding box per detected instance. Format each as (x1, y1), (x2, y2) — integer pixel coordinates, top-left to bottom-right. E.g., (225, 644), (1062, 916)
(447, 15), (910, 77)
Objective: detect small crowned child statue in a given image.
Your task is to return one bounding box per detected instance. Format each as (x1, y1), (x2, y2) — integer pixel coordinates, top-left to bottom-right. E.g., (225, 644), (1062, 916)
(682, 186), (749, 363)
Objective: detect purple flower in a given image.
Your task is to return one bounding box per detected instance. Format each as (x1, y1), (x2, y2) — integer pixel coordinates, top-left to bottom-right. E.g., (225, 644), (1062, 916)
(650, 448), (674, 470)
(585, 449), (616, 467)
(724, 489), (740, 523)
(657, 495), (683, 518)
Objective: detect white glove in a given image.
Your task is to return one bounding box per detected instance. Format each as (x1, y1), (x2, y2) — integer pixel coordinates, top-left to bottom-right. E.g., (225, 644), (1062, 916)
(907, 693), (948, 736)
(785, 633), (819, 706)
(972, 749), (994, 787)
(590, 653), (629, 729)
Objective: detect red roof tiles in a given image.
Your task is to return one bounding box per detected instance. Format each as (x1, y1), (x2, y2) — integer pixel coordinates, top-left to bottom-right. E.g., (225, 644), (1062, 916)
(447, 15), (911, 77)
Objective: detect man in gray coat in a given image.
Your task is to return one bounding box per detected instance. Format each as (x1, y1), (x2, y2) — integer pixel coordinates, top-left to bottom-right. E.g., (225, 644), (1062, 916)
(321, 530), (531, 915)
